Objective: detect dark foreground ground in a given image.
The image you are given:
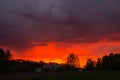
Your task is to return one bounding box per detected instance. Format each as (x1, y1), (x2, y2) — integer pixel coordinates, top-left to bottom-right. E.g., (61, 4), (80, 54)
(0, 71), (120, 80)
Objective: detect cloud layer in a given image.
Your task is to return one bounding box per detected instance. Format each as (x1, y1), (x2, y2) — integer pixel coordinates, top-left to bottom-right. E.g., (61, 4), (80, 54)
(0, 0), (120, 50)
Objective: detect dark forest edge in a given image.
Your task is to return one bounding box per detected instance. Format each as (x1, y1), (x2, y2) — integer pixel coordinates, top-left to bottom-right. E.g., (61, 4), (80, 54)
(0, 48), (120, 73)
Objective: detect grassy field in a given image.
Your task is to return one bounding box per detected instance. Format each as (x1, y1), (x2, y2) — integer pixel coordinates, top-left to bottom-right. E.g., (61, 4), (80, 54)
(0, 71), (120, 80)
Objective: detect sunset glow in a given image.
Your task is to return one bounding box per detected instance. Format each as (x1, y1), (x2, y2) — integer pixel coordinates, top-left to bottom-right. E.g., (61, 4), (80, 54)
(10, 42), (120, 67)
(0, 0), (120, 68)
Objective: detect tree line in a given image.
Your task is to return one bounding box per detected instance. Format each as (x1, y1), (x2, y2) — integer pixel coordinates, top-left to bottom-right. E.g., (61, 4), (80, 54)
(0, 48), (120, 73)
(85, 53), (120, 71)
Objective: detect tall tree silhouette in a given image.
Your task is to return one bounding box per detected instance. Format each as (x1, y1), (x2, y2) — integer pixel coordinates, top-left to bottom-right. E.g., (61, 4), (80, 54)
(85, 59), (96, 71)
(0, 48), (12, 72)
(101, 53), (120, 71)
(0, 48), (12, 61)
(96, 58), (102, 71)
(5, 49), (12, 60)
(110, 53), (120, 70)
(67, 53), (80, 68)
(101, 55), (109, 70)
(0, 48), (6, 61)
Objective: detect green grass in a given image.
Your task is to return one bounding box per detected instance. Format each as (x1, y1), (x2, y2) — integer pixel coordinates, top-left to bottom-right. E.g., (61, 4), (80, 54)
(0, 71), (120, 80)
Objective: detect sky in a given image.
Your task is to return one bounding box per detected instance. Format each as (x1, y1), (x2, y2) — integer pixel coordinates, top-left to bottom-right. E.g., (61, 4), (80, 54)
(0, 0), (120, 67)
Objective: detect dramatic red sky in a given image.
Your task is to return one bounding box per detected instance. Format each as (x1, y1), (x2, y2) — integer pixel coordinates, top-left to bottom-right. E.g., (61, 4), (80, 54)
(10, 42), (120, 67)
(0, 0), (120, 67)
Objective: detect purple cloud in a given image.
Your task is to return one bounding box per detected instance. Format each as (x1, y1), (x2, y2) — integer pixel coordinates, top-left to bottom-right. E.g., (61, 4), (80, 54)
(0, 0), (120, 51)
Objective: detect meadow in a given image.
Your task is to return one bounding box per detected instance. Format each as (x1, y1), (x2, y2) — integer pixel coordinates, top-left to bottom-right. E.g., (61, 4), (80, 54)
(0, 71), (120, 80)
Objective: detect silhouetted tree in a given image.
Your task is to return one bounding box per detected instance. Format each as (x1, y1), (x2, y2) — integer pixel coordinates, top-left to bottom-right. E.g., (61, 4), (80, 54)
(101, 53), (120, 71)
(111, 53), (120, 70)
(5, 49), (12, 60)
(0, 48), (13, 72)
(101, 55), (109, 70)
(0, 48), (6, 61)
(96, 58), (102, 71)
(0, 48), (12, 61)
(85, 59), (96, 71)
(67, 53), (80, 68)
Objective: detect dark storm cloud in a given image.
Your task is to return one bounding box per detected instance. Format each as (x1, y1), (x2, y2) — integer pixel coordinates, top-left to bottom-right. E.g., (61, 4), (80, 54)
(0, 0), (120, 50)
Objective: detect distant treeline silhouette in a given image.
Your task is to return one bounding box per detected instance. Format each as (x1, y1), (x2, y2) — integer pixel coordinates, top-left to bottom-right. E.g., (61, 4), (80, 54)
(0, 48), (120, 73)
(85, 53), (120, 71)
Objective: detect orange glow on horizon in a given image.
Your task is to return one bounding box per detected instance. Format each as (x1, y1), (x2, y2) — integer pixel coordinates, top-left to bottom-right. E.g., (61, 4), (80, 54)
(9, 42), (120, 68)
